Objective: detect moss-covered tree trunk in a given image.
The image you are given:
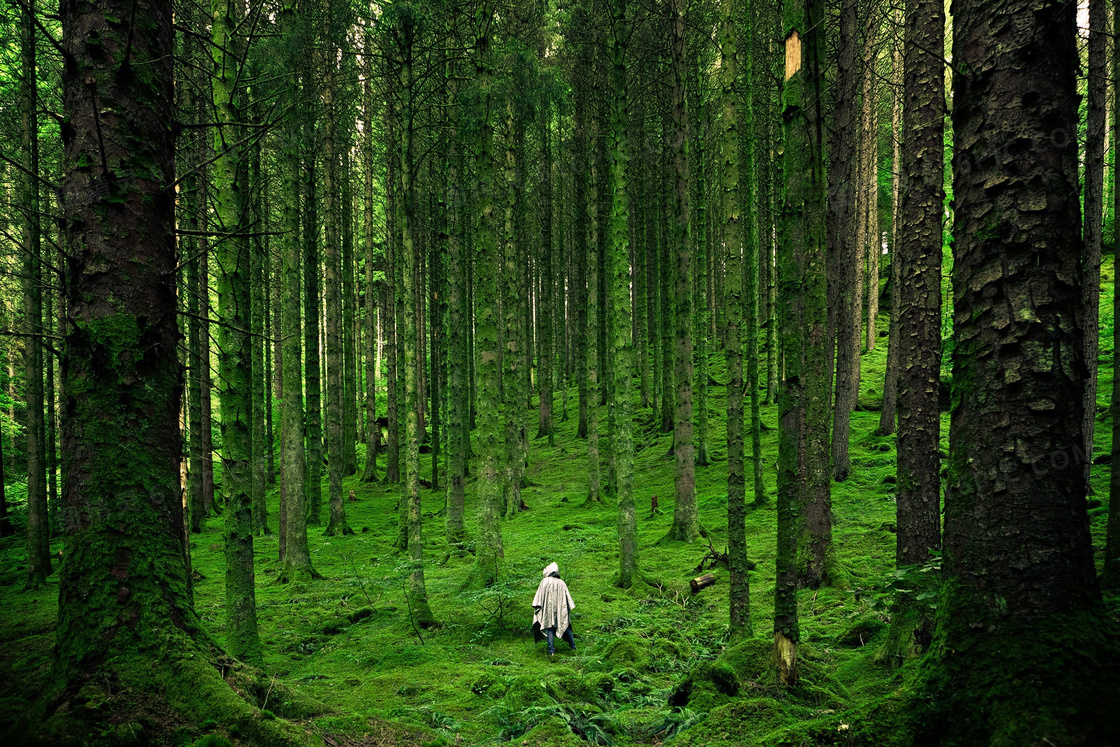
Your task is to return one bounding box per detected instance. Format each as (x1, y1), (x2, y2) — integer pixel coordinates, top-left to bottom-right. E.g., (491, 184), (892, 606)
(250, 95), (269, 538)
(22, 0), (50, 589)
(918, 0), (1120, 740)
(360, 22), (380, 486)
(446, 80), (467, 547)
(666, 0), (698, 543)
(278, 0), (317, 584)
(49, 0), (313, 735)
(211, 0), (262, 665)
(469, 8), (505, 587)
(323, 0), (352, 538)
(606, 0), (637, 587)
(585, 111), (603, 506)
(886, 0), (943, 663)
(537, 95), (555, 445)
(861, 25), (880, 353)
(722, 0), (751, 637)
(776, 0), (827, 682)
(303, 74), (324, 525)
(384, 92), (401, 487)
(502, 85), (527, 518)
(827, 0), (859, 483)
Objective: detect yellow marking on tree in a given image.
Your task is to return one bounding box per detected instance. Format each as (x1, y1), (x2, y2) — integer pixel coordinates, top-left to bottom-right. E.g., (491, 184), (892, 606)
(785, 30), (801, 80)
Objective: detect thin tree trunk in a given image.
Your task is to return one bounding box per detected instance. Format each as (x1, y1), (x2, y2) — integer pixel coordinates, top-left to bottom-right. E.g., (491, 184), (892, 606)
(878, 12), (904, 436)
(211, 0), (261, 664)
(666, 0), (698, 542)
(1083, 0), (1107, 487)
(828, 0), (860, 482)
(22, 0), (50, 588)
(722, 0), (751, 636)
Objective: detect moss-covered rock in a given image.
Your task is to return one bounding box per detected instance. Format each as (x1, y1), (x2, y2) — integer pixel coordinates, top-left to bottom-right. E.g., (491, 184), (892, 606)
(601, 637), (649, 669)
(513, 715), (584, 747)
(835, 614), (888, 647)
(668, 660), (738, 711)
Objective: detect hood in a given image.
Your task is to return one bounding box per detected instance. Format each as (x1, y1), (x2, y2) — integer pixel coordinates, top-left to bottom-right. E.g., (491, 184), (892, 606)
(542, 562), (559, 578)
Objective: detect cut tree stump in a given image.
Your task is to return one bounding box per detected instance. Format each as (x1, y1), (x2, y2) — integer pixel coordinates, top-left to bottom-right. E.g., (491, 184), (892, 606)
(691, 573), (717, 594)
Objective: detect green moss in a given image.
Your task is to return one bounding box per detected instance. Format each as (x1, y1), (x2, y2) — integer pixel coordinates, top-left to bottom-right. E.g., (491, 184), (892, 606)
(601, 637), (649, 669)
(909, 608), (1120, 746)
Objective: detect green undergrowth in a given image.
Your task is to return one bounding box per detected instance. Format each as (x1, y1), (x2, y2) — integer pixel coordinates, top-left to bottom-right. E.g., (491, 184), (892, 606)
(0, 295), (1116, 745)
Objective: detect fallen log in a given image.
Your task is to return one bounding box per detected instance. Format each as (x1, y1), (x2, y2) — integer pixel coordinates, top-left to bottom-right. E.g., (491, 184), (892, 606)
(690, 573), (717, 594)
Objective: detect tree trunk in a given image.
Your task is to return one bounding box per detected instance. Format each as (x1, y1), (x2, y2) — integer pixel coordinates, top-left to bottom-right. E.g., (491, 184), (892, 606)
(1106, 0), (1120, 592)
(828, 0), (859, 483)
(667, 0), (698, 543)
(925, 0), (1120, 739)
(22, 0), (50, 588)
(1083, 0), (1107, 487)
(468, 12), (505, 588)
(607, 0), (638, 588)
(862, 24), (881, 353)
(360, 24), (380, 485)
(722, 0), (751, 637)
(278, 0), (316, 583)
(884, 0), (944, 665)
(250, 95), (269, 537)
(323, 0), (351, 538)
(304, 131), (324, 525)
(211, 0), (262, 665)
(877, 12), (903, 437)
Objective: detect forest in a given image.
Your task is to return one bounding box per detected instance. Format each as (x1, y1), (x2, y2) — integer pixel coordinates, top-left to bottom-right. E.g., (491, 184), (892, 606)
(0, 0), (1118, 743)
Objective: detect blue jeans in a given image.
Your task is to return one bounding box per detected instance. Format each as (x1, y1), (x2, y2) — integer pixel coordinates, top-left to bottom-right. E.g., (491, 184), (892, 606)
(546, 627), (576, 654)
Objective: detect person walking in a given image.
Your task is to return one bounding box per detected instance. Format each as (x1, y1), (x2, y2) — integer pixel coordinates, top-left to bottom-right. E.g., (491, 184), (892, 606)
(531, 562), (576, 656)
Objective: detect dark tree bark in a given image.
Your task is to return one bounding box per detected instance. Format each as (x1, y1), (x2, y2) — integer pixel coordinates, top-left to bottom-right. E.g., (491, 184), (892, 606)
(918, 0), (1120, 740)
(721, 0), (751, 637)
(48, 0), (308, 737)
(1082, 0), (1107, 487)
(277, 0), (316, 583)
(666, 0), (698, 542)
(827, 0), (859, 483)
(877, 12), (903, 437)
(883, 0), (944, 664)
(22, 0), (50, 589)
(1106, 0), (1120, 592)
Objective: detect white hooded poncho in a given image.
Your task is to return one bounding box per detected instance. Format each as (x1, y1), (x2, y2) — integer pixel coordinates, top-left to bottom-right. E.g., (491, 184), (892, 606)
(531, 562), (575, 639)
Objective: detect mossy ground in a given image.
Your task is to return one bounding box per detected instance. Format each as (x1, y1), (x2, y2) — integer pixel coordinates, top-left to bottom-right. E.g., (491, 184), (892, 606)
(0, 263), (1117, 745)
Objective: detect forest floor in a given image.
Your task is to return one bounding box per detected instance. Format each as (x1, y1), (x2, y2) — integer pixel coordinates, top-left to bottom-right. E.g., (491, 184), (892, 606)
(0, 282), (1118, 746)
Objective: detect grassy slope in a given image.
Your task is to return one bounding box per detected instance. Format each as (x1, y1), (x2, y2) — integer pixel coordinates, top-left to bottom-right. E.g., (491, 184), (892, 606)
(0, 267), (1116, 745)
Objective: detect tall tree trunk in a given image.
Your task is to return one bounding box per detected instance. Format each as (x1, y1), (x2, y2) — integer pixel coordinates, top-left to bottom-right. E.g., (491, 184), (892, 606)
(828, 0), (859, 483)
(862, 24), (881, 352)
(360, 24), (380, 485)
(884, 0), (944, 663)
(469, 8), (505, 587)
(22, 0), (50, 588)
(666, 0), (698, 542)
(1083, 0), (1107, 487)
(278, 0), (316, 583)
(394, 7), (435, 622)
(607, 0), (638, 588)
(537, 97), (555, 444)
(446, 86), (467, 546)
(584, 111), (603, 506)
(250, 94), (269, 537)
(384, 96), (401, 486)
(211, 0), (261, 665)
(304, 138), (324, 525)
(776, 0), (828, 684)
(342, 149), (359, 479)
(722, 0), (751, 637)
(323, 0), (351, 538)
(877, 12), (903, 436)
(1105, 0), (1120, 592)
(926, 0), (1119, 739)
